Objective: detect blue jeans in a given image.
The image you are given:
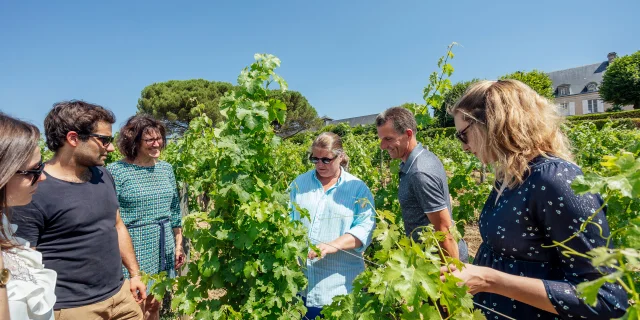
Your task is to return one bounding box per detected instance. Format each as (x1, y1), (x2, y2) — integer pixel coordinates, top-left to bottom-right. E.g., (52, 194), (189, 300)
(301, 296), (324, 319)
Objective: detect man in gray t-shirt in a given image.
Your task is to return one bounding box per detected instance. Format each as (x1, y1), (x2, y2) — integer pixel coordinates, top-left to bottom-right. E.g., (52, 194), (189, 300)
(376, 107), (468, 262)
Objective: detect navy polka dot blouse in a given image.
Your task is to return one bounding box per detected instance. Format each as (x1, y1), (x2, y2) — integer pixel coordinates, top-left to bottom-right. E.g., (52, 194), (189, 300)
(473, 156), (628, 319)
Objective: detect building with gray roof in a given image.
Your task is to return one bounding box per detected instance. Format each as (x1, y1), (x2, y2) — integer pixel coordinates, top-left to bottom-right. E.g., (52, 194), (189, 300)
(549, 52), (632, 116)
(326, 52), (632, 125)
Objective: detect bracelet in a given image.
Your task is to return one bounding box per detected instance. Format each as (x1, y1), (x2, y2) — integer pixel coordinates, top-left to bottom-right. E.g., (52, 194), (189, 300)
(129, 271), (141, 278)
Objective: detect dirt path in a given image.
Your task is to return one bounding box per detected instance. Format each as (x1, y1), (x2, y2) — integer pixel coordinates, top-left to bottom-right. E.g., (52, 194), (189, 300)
(463, 222), (482, 260)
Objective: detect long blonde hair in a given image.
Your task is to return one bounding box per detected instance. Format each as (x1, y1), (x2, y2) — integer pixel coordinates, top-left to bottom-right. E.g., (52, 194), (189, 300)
(449, 79), (573, 189)
(310, 132), (350, 170)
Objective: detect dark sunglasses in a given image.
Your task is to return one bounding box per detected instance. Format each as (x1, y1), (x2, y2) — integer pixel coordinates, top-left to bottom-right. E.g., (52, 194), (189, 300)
(309, 156), (336, 164)
(16, 158), (45, 186)
(455, 123), (474, 144)
(79, 133), (114, 147)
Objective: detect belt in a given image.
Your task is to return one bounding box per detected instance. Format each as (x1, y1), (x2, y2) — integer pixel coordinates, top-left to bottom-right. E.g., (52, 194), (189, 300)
(128, 218), (171, 272)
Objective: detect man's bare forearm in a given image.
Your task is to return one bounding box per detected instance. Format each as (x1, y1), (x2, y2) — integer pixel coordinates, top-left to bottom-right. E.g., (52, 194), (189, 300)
(427, 209), (459, 259)
(116, 210), (140, 276)
(440, 235), (459, 259)
(173, 227), (183, 250)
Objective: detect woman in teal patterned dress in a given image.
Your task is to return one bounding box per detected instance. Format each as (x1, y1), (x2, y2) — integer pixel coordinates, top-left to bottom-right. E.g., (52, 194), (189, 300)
(107, 115), (184, 320)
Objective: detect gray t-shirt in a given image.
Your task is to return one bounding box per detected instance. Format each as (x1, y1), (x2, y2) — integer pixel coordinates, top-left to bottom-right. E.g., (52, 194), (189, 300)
(398, 144), (468, 261)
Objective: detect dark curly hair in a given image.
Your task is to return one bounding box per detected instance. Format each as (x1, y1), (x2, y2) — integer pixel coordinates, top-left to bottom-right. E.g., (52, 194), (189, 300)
(44, 100), (116, 152)
(117, 115), (167, 160)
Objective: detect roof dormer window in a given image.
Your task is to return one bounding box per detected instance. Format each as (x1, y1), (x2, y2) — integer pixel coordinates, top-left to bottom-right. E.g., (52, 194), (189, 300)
(557, 84), (570, 96)
(586, 82), (598, 92)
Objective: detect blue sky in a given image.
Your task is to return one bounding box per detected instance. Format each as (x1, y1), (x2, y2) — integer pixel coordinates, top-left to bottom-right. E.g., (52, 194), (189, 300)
(1, 0), (638, 128)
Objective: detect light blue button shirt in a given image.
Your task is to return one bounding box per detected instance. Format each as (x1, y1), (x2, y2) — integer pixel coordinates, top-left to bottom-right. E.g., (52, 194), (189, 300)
(290, 168), (376, 308)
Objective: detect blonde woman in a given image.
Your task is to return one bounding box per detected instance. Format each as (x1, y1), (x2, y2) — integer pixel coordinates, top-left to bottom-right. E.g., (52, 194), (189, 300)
(289, 132), (376, 319)
(443, 80), (627, 319)
(0, 113), (56, 320)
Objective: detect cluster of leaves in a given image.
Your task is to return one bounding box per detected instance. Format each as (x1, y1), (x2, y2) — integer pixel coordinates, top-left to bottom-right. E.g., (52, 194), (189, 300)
(404, 42), (458, 130)
(562, 140), (640, 319)
(600, 50), (640, 109)
(499, 69), (554, 100)
(148, 54), (309, 319)
(433, 79), (480, 128)
(564, 121), (640, 169)
(566, 109), (640, 121)
(136, 78), (322, 137)
(269, 90), (323, 138)
(137, 80), (235, 135)
(39, 138), (54, 161)
(272, 139), (309, 190)
(446, 161), (492, 227)
(322, 209), (483, 319)
(607, 104), (625, 113)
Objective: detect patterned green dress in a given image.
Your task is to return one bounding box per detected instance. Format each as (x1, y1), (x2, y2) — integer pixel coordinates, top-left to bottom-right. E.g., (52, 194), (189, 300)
(107, 160), (182, 278)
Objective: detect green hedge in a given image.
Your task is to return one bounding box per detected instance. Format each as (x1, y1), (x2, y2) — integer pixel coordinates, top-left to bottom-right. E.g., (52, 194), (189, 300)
(422, 127), (457, 138)
(292, 113), (640, 143)
(566, 109), (640, 121)
(421, 118), (640, 138)
(568, 118), (640, 130)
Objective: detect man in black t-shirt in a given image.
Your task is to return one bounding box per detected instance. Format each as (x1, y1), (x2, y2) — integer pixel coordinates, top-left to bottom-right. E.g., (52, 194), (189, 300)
(14, 101), (144, 319)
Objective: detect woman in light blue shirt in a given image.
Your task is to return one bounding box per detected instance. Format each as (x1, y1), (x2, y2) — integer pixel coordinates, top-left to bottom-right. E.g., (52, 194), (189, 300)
(290, 132), (376, 319)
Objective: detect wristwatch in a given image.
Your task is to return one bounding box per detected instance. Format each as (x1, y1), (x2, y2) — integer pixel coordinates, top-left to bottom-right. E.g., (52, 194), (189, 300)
(0, 268), (10, 288)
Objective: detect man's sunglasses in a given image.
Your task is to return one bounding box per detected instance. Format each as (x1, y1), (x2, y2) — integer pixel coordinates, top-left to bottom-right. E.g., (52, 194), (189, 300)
(455, 123), (474, 144)
(79, 133), (114, 147)
(16, 158), (45, 186)
(309, 156), (336, 164)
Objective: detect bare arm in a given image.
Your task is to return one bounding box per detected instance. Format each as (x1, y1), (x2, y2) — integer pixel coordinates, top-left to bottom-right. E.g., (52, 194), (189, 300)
(116, 209), (140, 276)
(331, 233), (362, 251)
(427, 208), (459, 259)
(308, 234), (363, 259)
(447, 264), (557, 314)
(489, 269), (557, 314)
(173, 227), (185, 270)
(115, 209), (146, 302)
(173, 227), (183, 251)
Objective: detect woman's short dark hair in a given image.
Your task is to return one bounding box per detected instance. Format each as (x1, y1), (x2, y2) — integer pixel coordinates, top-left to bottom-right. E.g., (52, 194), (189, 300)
(44, 100), (116, 152)
(117, 115), (167, 160)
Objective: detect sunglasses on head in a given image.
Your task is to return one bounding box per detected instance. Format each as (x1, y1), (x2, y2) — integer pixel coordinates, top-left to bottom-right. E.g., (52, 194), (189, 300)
(79, 133), (114, 147)
(454, 122), (474, 144)
(309, 156), (336, 164)
(16, 157), (45, 186)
